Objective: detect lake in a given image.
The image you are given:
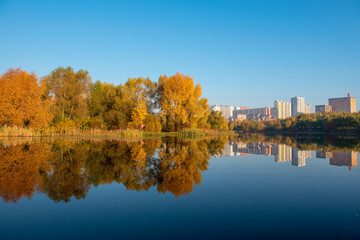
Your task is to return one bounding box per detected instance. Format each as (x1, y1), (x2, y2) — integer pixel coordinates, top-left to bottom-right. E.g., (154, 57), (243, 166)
(0, 135), (359, 239)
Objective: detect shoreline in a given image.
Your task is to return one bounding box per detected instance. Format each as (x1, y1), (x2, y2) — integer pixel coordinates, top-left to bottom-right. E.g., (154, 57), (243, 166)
(0, 127), (236, 139)
(237, 130), (360, 137)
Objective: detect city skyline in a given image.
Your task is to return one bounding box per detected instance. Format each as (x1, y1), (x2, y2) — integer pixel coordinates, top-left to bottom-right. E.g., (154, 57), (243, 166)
(210, 94), (356, 121)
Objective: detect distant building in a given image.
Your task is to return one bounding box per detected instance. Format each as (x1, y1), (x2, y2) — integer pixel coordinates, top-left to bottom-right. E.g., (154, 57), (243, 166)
(210, 105), (234, 120)
(291, 96), (306, 116)
(274, 100), (291, 119)
(233, 114), (247, 121)
(233, 107), (275, 121)
(315, 105), (332, 114)
(305, 104), (311, 114)
(235, 106), (248, 110)
(328, 93), (356, 113)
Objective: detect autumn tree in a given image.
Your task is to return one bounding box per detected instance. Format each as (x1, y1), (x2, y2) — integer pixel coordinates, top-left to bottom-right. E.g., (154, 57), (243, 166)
(128, 97), (148, 130)
(103, 77), (157, 129)
(87, 81), (116, 129)
(143, 114), (162, 132)
(157, 73), (210, 131)
(42, 67), (92, 126)
(0, 68), (52, 129)
(208, 110), (228, 130)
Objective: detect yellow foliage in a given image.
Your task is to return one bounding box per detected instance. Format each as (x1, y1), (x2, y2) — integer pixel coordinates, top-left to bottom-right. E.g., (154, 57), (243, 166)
(158, 73), (210, 131)
(0, 68), (52, 129)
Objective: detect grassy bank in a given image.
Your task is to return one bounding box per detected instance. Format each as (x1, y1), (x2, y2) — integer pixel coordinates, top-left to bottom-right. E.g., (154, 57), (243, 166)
(0, 126), (235, 138)
(178, 129), (237, 138)
(0, 126), (143, 138)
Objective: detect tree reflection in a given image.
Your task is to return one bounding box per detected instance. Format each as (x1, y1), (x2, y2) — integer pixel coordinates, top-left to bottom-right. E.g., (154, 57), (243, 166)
(40, 140), (90, 202)
(155, 138), (210, 197)
(0, 137), (226, 203)
(0, 143), (50, 203)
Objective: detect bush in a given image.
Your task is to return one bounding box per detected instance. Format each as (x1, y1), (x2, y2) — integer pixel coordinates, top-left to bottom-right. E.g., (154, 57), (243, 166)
(144, 114), (162, 132)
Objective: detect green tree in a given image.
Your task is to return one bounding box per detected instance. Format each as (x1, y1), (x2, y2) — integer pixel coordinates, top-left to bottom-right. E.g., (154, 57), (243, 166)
(42, 67), (92, 126)
(87, 81), (116, 129)
(104, 77), (157, 130)
(208, 110), (228, 130)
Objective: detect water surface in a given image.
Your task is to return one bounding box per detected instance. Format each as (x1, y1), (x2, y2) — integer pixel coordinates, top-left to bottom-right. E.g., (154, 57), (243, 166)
(0, 136), (359, 239)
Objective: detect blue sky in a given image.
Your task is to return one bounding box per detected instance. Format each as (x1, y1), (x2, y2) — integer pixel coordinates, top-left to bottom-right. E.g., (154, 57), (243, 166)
(0, 0), (359, 110)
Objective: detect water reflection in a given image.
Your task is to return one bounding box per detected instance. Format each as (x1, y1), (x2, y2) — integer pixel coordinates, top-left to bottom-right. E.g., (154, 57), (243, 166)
(0, 137), (224, 203)
(216, 142), (313, 167)
(217, 134), (358, 169)
(0, 135), (359, 204)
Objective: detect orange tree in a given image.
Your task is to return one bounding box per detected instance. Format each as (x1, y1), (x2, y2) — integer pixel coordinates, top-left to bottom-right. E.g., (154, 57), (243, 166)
(157, 73), (210, 131)
(0, 68), (52, 129)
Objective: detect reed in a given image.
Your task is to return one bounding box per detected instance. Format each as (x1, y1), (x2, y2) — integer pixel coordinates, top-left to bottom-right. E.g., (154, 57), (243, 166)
(0, 126), (40, 137)
(178, 129), (205, 138)
(0, 126), (144, 138)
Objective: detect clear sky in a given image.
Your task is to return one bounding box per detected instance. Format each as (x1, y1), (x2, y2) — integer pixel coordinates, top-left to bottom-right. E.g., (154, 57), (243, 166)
(1, 0), (359, 110)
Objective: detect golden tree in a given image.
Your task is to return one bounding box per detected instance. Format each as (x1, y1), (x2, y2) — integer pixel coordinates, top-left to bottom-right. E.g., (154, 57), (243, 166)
(0, 68), (52, 128)
(157, 73), (210, 131)
(128, 97), (148, 130)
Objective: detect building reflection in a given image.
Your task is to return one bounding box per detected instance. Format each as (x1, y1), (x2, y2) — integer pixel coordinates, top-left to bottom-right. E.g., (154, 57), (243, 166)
(329, 152), (357, 170)
(217, 142), (318, 167)
(274, 144), (292, 163)
(218, 141), (359, 170)
(291, 148), (311, 167)
(315, 151), (357, 170)
(316, 151), (333, 159)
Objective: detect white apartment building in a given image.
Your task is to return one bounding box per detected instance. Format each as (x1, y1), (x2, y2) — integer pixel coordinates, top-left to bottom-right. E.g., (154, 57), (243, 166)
(274, 100), (291, 119)
(210, 105), (234, 120)
(291, 96), (310, 116)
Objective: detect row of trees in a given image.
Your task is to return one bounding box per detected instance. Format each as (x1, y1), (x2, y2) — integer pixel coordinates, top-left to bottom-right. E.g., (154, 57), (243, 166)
(0, 67), (227, 132)
(233, 112), (360, 133)
(0, 137), (228, 203)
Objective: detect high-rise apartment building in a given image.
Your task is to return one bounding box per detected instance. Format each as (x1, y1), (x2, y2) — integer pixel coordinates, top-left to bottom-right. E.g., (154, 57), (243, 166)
(328, 94), (356, 113)
(274, 100), (291, 119)
(210, 105), (234, 120)
(291, 96), (309, 116)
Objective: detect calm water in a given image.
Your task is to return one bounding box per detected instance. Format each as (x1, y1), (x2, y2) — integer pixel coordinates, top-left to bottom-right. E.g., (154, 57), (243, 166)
(0, 136), (360, 240)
